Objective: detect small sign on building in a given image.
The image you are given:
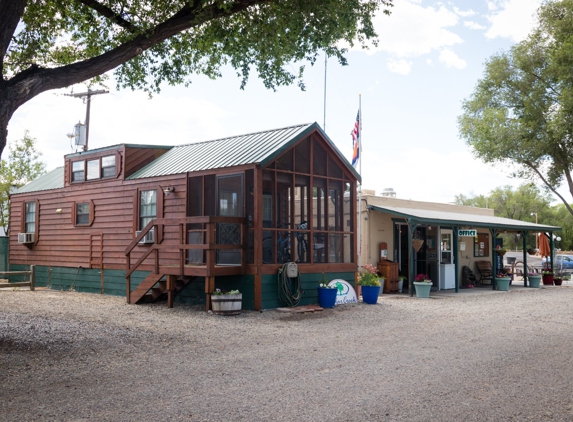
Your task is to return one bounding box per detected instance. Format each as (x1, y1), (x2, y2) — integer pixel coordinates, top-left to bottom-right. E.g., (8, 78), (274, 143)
(458, 229), (477, 237)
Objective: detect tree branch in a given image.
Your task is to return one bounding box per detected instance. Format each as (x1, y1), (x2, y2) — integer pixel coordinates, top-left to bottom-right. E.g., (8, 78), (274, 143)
(75, 0), (136, 31)
(0, 0), (26, 73)
(6, 0), (273, 104)
(523, 160), (573, 215)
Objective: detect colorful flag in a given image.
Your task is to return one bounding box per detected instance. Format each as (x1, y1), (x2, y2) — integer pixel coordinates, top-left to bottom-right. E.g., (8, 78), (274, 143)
(351, 110), (360, 168)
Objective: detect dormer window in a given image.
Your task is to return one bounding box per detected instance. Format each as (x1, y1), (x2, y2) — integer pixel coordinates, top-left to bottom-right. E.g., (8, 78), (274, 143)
(101, 155), (116, 178)
(70, 154), (118, 183)
(72, 161), (85, 182)
(87, 159), (99, 180)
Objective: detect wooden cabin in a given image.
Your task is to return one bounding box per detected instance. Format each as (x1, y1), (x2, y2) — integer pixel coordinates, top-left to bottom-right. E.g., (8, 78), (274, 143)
(9, 123), (360, 310)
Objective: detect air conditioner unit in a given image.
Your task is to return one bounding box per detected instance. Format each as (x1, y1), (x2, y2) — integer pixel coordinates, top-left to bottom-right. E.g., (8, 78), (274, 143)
(136, 228), (155, 244)
(18, 233), (35, 244)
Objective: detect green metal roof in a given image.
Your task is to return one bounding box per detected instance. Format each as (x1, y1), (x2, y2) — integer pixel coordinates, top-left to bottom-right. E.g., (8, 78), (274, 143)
(12, 167), (64, 194)
(127, 122), (360, 181)
(368, 204), (562, 232)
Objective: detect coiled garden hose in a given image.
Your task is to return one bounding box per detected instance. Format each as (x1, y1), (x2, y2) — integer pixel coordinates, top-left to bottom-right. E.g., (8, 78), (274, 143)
(277, 263), (302, 307)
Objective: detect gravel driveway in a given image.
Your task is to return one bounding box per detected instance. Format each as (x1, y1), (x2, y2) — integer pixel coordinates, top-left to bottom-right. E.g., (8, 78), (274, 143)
(2, 287), (573, 421)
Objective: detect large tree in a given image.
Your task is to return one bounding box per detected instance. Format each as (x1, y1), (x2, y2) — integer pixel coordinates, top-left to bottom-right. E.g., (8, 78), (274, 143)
(0, 0), (393, 158)
(458, 0), (573, 216)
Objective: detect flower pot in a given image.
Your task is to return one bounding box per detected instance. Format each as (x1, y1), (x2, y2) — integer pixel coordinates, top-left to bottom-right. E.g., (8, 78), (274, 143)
(554, 278), (563, 286)
(211, 293), (242, 315)
(495, 277), (511, 291)
(361, 285), (381, 304)
(528, 275), (541, 288)
(542, 274), (554, 285)
(413, 281), (432, 298)
(317, 287), (337, 308)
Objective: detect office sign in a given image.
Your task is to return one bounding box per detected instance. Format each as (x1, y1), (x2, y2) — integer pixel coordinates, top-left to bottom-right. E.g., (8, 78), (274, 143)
(458, 229), (477, 237)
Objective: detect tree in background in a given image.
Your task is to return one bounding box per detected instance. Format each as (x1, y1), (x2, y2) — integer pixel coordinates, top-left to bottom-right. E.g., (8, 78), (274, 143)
(0, 0), (393, 160)
(0, 131), (46, 235)
(455, 184), (554, 250)
(458, 0), (573, 216)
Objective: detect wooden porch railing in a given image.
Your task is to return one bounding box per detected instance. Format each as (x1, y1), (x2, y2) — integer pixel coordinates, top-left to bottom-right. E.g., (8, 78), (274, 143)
(124, 216), (246, 305)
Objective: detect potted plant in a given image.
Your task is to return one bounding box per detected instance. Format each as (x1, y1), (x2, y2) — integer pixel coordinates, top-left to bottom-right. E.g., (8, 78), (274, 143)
(495, 272), (511, 291)
(211, 288), (242, 315)
(553, 276), (563, 286)
(357, 264), (383, 304)
(542, 268), (554, 285)
(397, 275), (407, 293)
(495, 246), (507, 256)
(528, 272), (542, 288)
(413, 274), (432, 298)
(317, 273), (337, 308)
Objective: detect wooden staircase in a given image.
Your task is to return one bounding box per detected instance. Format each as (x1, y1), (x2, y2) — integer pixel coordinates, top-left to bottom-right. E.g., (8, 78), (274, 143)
(129, 273), (195, 305)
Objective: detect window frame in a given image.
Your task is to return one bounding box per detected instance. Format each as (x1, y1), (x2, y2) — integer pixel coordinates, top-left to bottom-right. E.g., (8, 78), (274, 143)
(20, 200), (39, 245)
(72, 200), (95, 227)
(133, 186), (164, 243)
(69, 151), (120, 184)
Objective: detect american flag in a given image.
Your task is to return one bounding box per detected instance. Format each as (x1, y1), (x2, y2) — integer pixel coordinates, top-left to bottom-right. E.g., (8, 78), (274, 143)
(351, 110), (360, 168)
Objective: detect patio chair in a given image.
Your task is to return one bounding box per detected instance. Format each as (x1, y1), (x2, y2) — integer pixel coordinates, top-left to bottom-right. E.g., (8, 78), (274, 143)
(475, 261), (493, 285)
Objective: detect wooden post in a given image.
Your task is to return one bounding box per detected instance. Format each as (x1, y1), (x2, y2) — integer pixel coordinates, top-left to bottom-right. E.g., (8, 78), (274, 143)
(29, 265), (35, 291)
(167, 275), (176, 308)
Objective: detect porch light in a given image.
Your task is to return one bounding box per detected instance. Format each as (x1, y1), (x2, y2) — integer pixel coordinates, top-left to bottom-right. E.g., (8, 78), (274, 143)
(163, 186), (174, 195)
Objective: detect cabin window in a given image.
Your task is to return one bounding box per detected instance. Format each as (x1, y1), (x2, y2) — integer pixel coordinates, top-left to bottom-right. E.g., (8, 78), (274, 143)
(72, 161), (85, 182)
(101, 155), (116, 178)
(25, 202), (36, 233)
(139, 190), (157, 230)
(76, 203), (90, 225)
(87, 159), (100, 180)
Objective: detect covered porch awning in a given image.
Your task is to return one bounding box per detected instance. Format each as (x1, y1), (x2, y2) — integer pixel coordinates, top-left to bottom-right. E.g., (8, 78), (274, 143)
(367, 204), (562, 294)
(367, 204), (561, 233)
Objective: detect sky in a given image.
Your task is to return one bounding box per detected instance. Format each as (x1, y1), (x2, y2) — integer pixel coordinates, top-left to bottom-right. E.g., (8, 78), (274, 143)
(7, 0), (546, 205)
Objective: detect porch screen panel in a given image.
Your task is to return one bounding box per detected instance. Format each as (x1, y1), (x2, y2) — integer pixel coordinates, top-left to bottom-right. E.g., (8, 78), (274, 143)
(187, 176), (203, 264)
(295, 175), (310, 263)
(313, 142), (327, 176)
(343, 234), (354, 263)
(246, 170), (254, 264)
(327, 155), (343, 178)
(295, 137), (310, 174)
(313, 178), (327, 263)
(262, 170), (275, 263)
(276, 172), (292, 230)
(344, 183), (353, 232)
(329, 180), (343, 231)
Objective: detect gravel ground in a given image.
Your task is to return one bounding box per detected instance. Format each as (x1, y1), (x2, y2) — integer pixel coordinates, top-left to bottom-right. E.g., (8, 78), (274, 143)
(2, 287), (573, 421)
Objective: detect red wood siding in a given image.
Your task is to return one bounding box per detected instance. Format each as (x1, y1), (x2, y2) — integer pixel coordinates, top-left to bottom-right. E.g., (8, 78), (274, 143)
(124, 146), (170, 178)
(10, 175), (187, 270)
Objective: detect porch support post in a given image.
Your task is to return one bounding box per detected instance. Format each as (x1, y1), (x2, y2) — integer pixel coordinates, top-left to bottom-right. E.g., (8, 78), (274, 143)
(408, 221), (416, 297)
(549, 231), (554, 272)
(167, 274), (176, 308)
(522, 231), (528, 287)
(453, 226), (459, 293)
(490, 229), (498, 290)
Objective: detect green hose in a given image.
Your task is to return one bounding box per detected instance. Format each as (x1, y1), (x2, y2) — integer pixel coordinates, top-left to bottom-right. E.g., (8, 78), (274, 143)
(277, 263), (302, 307)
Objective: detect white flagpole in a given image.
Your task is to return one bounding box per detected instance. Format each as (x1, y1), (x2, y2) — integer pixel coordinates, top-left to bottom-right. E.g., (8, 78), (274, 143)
(358, 94), (362, 270)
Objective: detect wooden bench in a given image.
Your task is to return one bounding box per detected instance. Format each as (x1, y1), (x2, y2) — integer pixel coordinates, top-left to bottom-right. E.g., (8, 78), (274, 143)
(0, 266), (36, 290)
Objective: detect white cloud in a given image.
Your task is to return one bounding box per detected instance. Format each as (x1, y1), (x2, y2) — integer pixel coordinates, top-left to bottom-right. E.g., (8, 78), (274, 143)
(360, 148), (521, 204)
(485, 0), (542, 42)
(464, 20), (486, 30)
(387, 58), (412, 75)
(439, 49), (467, 69)
(454, 7), (477, 17)
(362, 1), (462, 57)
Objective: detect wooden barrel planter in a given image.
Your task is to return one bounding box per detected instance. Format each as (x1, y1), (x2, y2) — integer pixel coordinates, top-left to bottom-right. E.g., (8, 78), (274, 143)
(211, 293), (242, 315)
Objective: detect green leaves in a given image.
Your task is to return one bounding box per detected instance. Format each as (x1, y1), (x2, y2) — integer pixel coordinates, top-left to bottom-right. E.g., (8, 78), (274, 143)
(458, 0), (573, 214)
